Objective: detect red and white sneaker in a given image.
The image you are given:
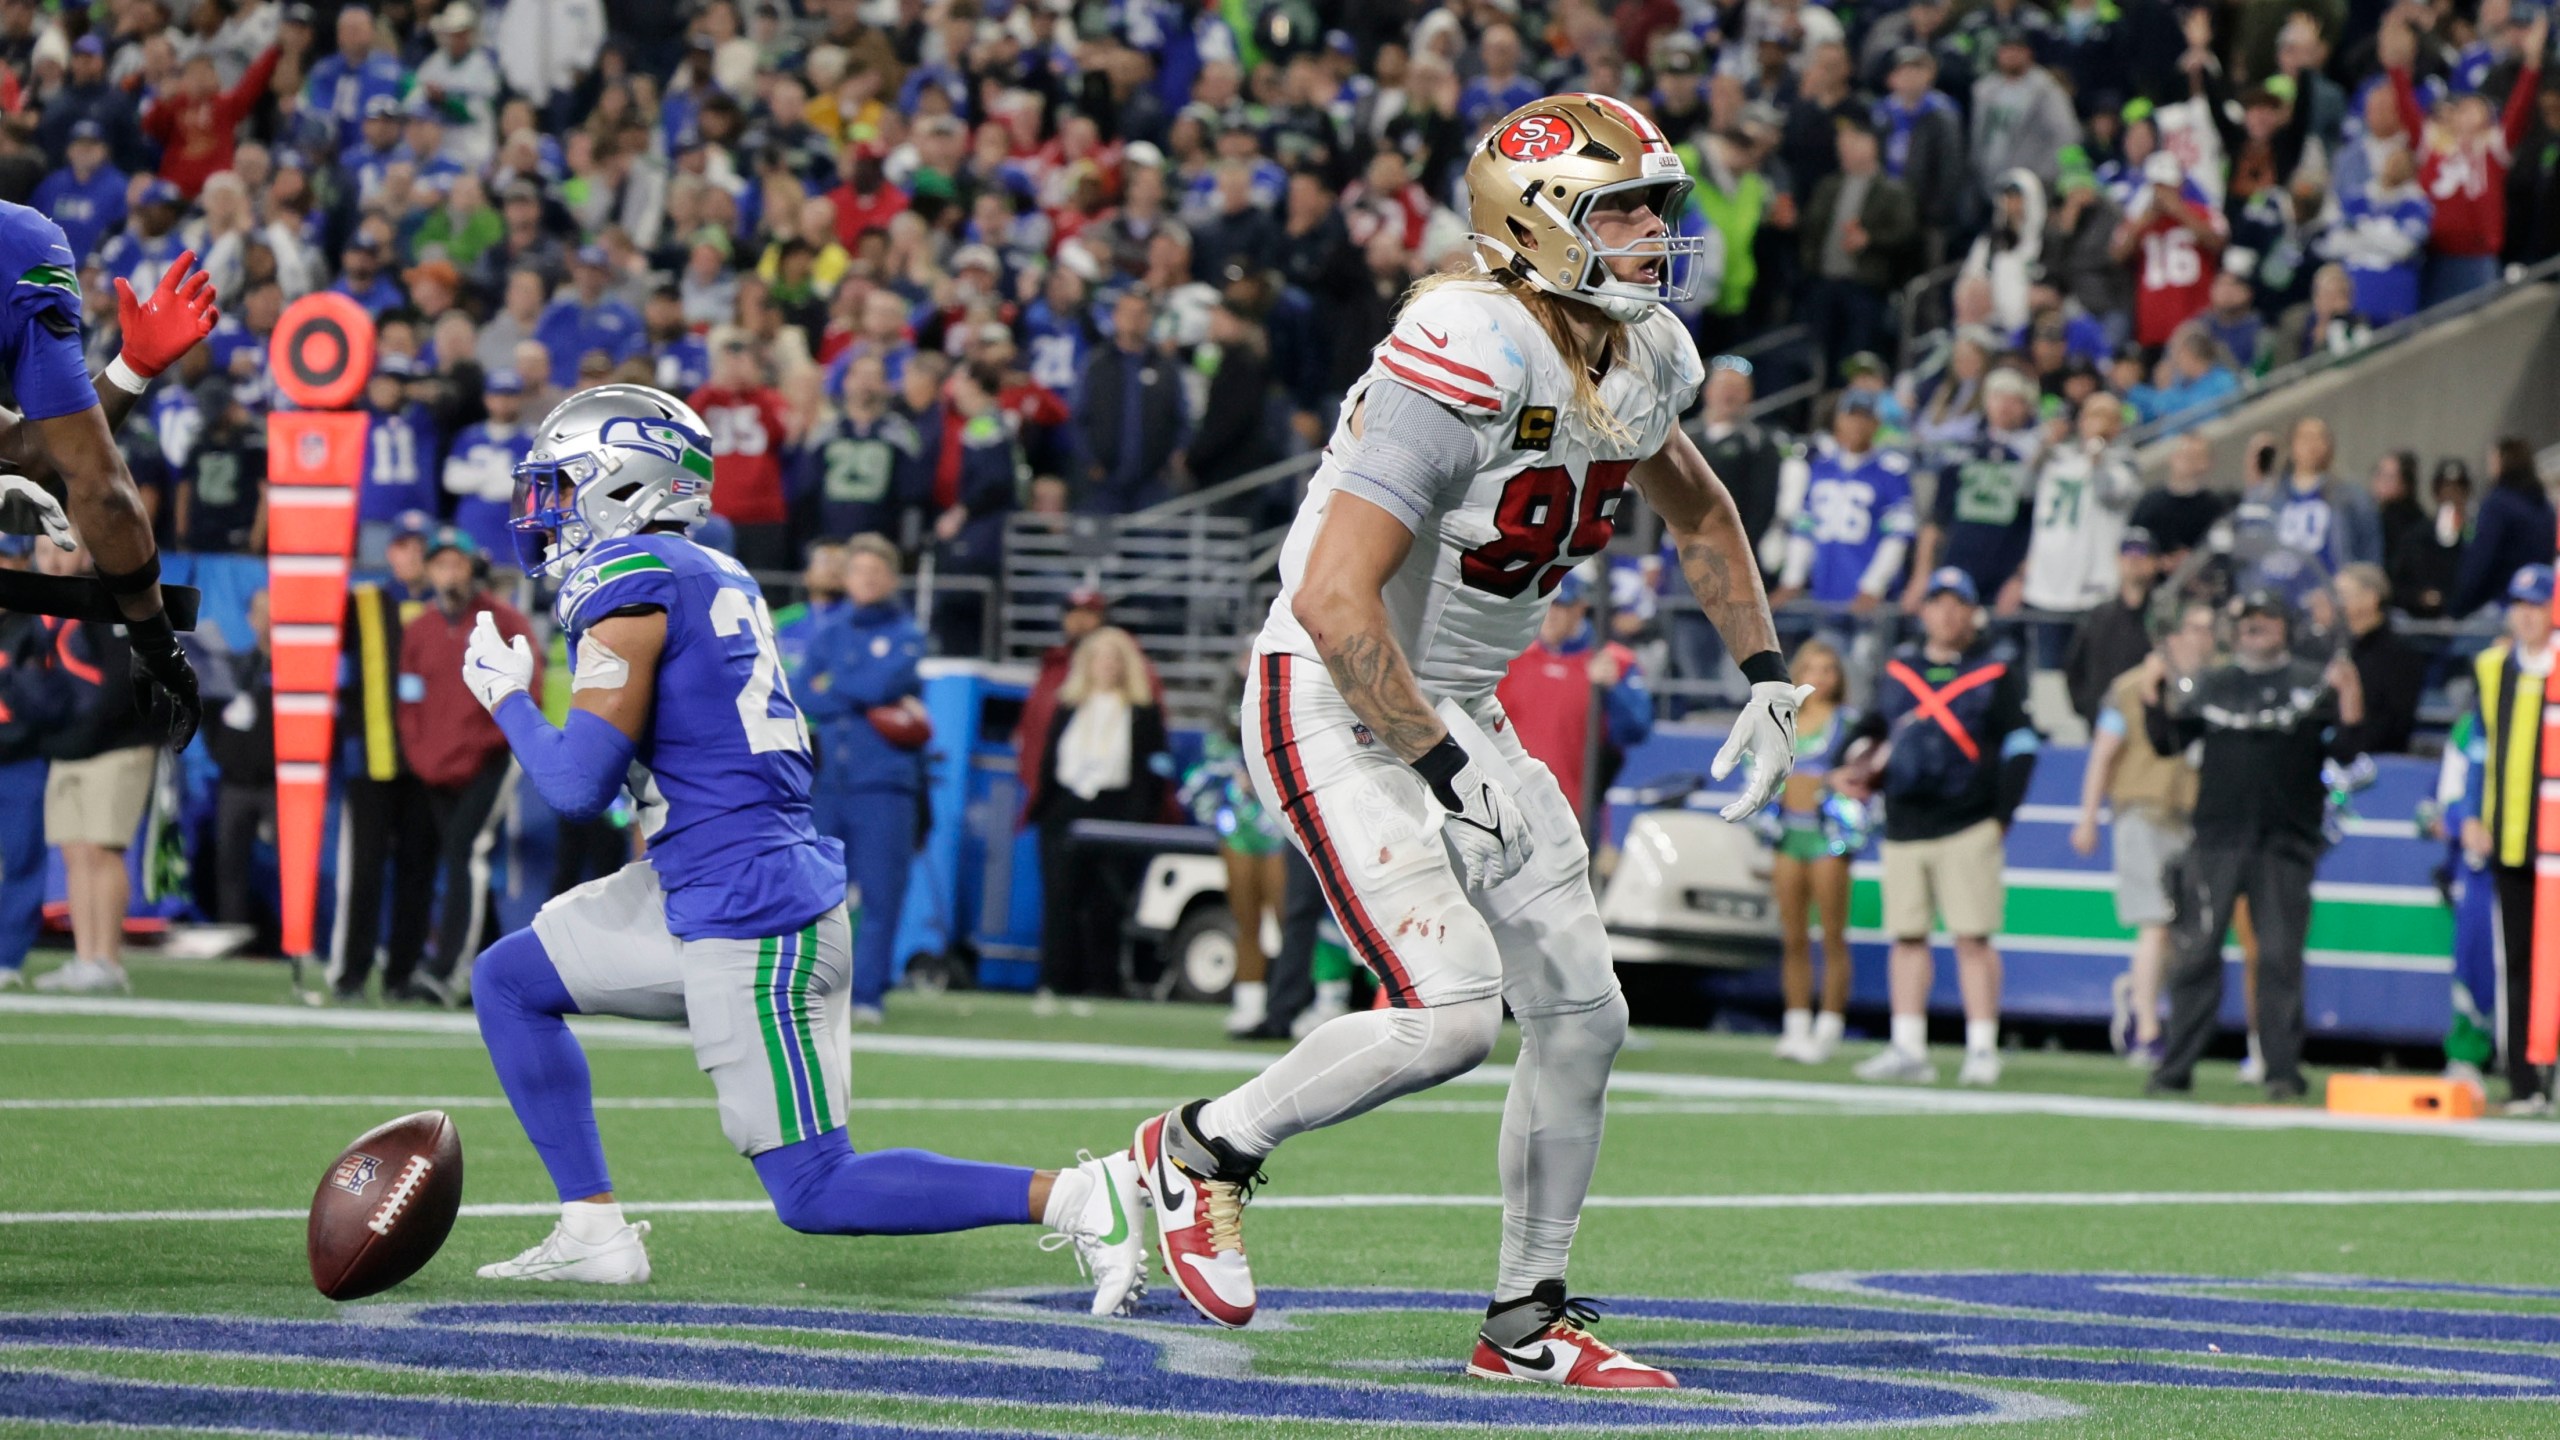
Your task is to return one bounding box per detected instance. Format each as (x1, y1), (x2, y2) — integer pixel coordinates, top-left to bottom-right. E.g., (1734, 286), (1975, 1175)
(1465, 1282), (1678, 1389)
(1131, 1102), (1261, 1328)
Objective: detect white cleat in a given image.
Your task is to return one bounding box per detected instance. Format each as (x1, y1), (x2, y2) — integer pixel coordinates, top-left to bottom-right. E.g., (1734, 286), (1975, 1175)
(477, 1218), (653, 1284)
(1806, 1013), (1844, 1063)
(1956, 1050), (2003, 1087)
(1853, 1046), (1938, 1085)
(1771, 1034), (1817, 1064)
(34, 958), (130, 994)
(0, 967), (22, 990)
(1041, 1150), (1149, 1316)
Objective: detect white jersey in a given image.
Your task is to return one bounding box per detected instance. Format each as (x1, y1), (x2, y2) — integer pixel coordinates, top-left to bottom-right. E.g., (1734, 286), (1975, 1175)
(1258, 280), (1704, 699)
(2020, 440), (2139, 613)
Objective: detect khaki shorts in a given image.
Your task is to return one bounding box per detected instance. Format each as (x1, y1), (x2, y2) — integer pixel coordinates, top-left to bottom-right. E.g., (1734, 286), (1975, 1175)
(44, 746), (158, 849)
(1880, 818), (2007, 940)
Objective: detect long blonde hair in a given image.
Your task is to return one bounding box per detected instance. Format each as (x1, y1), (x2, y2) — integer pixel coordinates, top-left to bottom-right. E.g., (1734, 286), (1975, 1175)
(1061, 625), (1153, 707)
(1398, 267), (1634, 447)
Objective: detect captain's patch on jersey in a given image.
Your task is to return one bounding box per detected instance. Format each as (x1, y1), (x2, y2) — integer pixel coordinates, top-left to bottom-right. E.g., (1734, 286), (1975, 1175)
(1494, 113), (1576, 162)
(1513, 406), (1557, 451)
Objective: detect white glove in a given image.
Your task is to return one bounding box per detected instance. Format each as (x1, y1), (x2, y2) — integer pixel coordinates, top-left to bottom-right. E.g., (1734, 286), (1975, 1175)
(462, 610), (534, 713)
(1714, 680), (1817, 822)
(1419, 742), (1533, 891)
(0, 474), (75, 550)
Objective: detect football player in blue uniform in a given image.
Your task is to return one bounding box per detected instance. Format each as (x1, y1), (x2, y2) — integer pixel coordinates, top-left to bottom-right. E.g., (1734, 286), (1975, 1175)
(461, 385), (1146, 1308)
(0, 223), (214, 751)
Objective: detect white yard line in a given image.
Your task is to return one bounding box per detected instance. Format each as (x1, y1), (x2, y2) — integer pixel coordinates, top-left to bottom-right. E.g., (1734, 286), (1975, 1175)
(0, 1093), (1880, 1118)
(8, 1189), (2560, 1227)
(3, 994), (2549, 1145)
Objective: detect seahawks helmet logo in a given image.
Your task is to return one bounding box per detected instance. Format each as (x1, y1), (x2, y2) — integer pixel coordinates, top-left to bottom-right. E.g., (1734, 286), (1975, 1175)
(598, 417), (714, 481)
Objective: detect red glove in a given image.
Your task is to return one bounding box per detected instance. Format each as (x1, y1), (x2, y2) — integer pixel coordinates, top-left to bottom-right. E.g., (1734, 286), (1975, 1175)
(113, 249), (220, 380)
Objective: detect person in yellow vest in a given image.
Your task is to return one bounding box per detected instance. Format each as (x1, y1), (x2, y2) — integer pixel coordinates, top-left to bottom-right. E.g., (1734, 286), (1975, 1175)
(2462, 563), (2558, 1115)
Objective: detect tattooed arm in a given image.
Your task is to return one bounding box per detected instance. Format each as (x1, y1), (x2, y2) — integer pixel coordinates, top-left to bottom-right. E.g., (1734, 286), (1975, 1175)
(1289, 490), (1450, 761)
(1631, 424), (1779, 662)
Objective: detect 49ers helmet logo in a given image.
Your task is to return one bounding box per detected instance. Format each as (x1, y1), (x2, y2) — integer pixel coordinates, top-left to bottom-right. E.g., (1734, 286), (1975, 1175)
(1494, 113), (1576, 162)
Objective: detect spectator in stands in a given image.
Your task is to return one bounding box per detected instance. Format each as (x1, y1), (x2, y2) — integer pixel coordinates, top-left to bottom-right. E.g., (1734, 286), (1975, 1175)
(2335, 563), (2426, 756)
(803, 352), (926, 546)
(2248, 416), (2381, 573)
(442, 371), (532, 562)
(2398, 14), (2545, 304)
(1496, 572), (1652, 826)
(1030, 625), (1168, 1004)
(1876, 46), (1972, 259)
(2072, 596), (2214, 1069)
(536, 246), (644, 386)
(2127, 323), (2242, 427)
(771, 541), (849, 683)
(204, 589), (276, 950)
(1971, 30), (2080, 201)
(0, 537), (59, 990)
(2319, 144), (2433, 324)
(1848, 567), (2041, 1086)
(1906, 369), (2042, 614)
(2397, 458), (2472, 618)
(2464, 563), (2560, 1113)
(2114, 151), (2227, 352)
(1962, 171), (2048, 331)
(2021, 391), (2140, 643)
(2371, 451), (2433, 606)
(2042, 162), (2130, 322)
(1685, 128), (1774, 356)
(141, 42), (279, 200)
(1184, 301), (1275, 494)
(173, 377), (266, 555)
(332, 514), (436, 1004)
(2450, 435), (2558, 616)
(39, 34), (147, 172)
(2144, 588), (2362, 1102)
(30, 540), (156, 996)
(395, 529), (534, 1006)
(1801, 115), (1916, 381)
(1907, 326), (1992, 454)
(802, 534), (928, 1027)
(2065, 529), (2169, 732)
(690, 333), (799, 574)
(1776, 391), (1918, 619)
(1766, 637), (1858, 1066)
(1693, 355), (1786, 581)
(2274, 262), (2375, 364)
(2199, 258), (2269, 374)
(1076, 289), (1188, 512)
(34, 121), (123, 263)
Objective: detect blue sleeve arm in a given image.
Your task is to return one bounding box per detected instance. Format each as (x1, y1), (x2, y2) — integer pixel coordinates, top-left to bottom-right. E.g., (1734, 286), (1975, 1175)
(492, 691), (637, 821)
(12, 313), (96, 421)
(1603, 669), (1653, 749)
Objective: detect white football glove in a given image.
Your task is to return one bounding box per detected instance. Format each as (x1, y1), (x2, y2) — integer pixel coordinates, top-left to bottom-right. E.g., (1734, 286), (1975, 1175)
(1714, 680), (1817, 822)
(0, 474), (75, 550)
(462, 610), (534, 713)
(1421, 745), (1534, 891)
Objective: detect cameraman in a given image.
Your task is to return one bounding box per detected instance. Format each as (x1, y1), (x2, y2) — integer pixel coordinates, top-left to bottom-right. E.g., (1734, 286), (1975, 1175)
(2141, 589), (2364, 1101)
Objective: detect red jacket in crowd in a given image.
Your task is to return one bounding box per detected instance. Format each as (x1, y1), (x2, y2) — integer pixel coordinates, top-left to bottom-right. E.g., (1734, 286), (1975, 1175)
(140, 46), (280, 199)
(2393, 58), (2543, 259)
(397, 591), (536, 789)
(689, 382), (793, 526)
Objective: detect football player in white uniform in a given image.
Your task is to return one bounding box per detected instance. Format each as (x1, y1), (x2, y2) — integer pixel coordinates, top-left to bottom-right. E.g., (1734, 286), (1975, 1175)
(1125, 95), (1812, 1387)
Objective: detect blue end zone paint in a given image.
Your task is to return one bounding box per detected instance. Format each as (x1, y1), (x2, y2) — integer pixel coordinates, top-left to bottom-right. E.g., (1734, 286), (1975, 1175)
(4, 1275), (2555, 1433)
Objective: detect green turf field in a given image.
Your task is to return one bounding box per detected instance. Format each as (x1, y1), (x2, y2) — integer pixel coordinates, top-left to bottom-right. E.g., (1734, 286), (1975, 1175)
(4, 952), (2559, 1438)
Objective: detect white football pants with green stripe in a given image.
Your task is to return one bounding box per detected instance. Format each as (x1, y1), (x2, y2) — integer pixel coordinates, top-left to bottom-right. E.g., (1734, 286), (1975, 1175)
(533, 860), (852, 1154)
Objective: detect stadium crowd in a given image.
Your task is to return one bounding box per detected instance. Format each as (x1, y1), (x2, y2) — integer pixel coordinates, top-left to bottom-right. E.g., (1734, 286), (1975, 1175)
(0, 0), (2553, 1017)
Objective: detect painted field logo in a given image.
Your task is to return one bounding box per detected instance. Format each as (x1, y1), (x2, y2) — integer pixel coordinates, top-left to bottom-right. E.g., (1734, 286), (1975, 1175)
(1, 1273), (2555, 1435)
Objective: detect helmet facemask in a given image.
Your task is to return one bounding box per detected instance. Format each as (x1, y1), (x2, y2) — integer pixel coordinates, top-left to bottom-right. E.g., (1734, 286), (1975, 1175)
(509, 386), (715, 578)
(1467, 97), (1712, 324)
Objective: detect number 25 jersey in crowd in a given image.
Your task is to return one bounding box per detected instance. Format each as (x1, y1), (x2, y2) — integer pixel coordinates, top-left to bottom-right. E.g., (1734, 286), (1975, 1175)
(554, 532), (845, 941)
(1257, 279), (1703, 700)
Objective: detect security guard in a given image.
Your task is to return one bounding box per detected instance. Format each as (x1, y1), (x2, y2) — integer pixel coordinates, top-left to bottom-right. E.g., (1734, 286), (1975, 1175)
(2464, 564), (2559, 1114)
(801, 533), (928, 1025)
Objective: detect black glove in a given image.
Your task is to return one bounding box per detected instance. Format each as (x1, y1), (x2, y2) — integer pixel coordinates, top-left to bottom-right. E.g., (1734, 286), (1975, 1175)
(124, 610), (199, 752)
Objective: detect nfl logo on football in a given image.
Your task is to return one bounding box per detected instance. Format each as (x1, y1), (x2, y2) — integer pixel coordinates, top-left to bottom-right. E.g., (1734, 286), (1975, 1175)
(328, 1153), (379, 1197)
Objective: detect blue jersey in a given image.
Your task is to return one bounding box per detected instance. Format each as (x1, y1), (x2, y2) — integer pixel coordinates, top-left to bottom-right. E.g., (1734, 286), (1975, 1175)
(149, 385), (201, 470)
(535, 297), (643, 385)
(442, 421), (534, 561)
(359, 402), (441, 523)
(339, 139), (415, 201)
(305, 52), (410, 145)
(649, 333), (710, 395)
(0, 202), (101, 421)
(555, 533), (844, 940)
(1792, 442), (1918, 603)
(96, 227), (185, 294)
(331, 273), (407, 317)
(1019, 299), (1091, 394)
(32, 165), (125, 262)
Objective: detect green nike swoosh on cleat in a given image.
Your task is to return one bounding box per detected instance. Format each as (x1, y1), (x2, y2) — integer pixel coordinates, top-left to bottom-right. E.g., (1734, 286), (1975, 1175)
(1100, 1172), (1129, 1247)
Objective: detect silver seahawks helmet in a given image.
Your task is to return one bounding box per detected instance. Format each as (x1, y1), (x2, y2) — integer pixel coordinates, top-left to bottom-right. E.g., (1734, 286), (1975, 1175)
(509, 384), (716, 579)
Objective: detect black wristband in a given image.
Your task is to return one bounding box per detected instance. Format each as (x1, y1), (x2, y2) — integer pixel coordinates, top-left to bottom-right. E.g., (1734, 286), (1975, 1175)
(94, 552), (161, 597)
(124, 608), (179, 655)
(1411, 735), (1469, 791)
(1739, 650), (1790, 686)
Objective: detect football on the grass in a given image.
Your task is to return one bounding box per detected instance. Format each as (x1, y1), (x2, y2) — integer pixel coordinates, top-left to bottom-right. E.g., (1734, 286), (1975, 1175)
(308, 1110), (463, 1301)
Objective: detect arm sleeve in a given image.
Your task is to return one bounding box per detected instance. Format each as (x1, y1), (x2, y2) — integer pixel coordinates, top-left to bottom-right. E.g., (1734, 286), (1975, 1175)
(1858, 536), (1910, 597)
(1781, 532), (1814, 588)
(1331, 375), (1484, 532)
(832, 626), (925, 711)
(492, 691), (637, 821)
(1991, 669), (2040, 826)
(2507, 62), (2544, 148)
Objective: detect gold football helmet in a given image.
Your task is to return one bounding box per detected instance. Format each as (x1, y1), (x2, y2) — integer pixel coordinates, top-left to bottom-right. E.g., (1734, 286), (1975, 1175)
(1464, 94), (1706, 322)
